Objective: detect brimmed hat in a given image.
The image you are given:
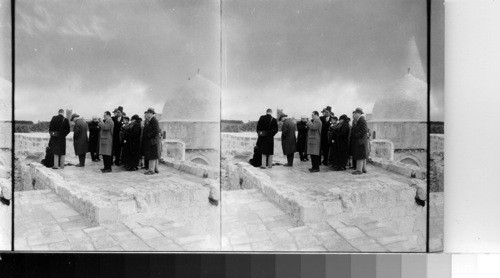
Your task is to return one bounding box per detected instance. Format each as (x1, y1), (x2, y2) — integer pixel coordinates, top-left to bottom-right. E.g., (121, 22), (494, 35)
(339, 114), (348, 121)
(70, 114), (80, 121)
(278, 113), (288, 121)
(352, 107), (364, 114)
(123, 116), (130, 121)
(144, 107), (156, 114)
(322, 106), (332, 113)
(131, 114), (141, 121)
(117, 106), (123, 112)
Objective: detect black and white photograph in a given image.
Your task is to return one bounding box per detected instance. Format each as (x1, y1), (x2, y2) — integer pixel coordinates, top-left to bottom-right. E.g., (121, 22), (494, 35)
(220, 0), (444, 252)
(13, 0), (221, 251)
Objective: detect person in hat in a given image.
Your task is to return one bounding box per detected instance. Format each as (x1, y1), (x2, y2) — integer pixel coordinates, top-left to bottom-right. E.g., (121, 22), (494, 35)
(320, 106), (334, 165)
(279, 113), (296, 167)
(327, 116), (339, 168)
(256, 108), (279, 169)
(307, 111), (322, 172)
(350, 108), (368, 175)
(99, 111), (114, 173)
(142, 108), (160, 175)
(71, 114), (89, 167)
(331, 115), (350, 171)
(119, 116), (131, 168)
(48, 109), (71, 169)
(296, 115), (309, 161)
(88, 115), (101, 162)
(123, 115), (142, 171)
(112, 106), (125, 165)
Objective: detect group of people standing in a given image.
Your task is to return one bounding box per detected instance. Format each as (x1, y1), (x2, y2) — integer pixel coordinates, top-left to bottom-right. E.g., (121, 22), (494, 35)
(256, 106), (369, 174)
(48, 106), (162, 175)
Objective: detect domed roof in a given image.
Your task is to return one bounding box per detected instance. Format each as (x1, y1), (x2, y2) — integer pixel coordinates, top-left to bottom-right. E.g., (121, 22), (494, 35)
(371, 73), (427, 121)
(0, 78), (12, 121)
(161, 74), (220, 122)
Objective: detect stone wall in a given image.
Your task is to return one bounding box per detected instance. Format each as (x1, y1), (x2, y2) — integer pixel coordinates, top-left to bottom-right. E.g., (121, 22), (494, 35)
(430, 134), (444, 192)
(160, 121), (220, 150)
(368, 121), (427, 150)
(0, 164), (11, 250)
(369, 139), (394, 161)
(161, 139), (186, 161)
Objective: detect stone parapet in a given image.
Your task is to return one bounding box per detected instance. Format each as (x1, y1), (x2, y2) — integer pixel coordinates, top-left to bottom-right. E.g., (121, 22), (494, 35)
(161, 157), (219, 180)
(370, 157), (426, 179)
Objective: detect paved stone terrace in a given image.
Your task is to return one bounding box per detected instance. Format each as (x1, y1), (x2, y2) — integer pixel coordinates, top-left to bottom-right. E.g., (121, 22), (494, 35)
(15, 157), (220, 251)
(222, 189), (421, 252)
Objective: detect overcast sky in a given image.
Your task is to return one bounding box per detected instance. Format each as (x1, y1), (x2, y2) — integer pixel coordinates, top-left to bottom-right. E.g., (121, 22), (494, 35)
(14, 0), (444, 122)
(15, 0), (220, 121)
(222, 0), (444, 122)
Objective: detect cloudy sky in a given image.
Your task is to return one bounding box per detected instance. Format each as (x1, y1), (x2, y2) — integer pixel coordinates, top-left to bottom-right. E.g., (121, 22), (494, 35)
(15, 0), (220, 121)
(14, 0), (444, 122)
(222, 0), (444, 122)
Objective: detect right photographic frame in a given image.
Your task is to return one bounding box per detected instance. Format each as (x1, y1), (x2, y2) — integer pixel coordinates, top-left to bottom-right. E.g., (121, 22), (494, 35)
(220, 0), (444, 252)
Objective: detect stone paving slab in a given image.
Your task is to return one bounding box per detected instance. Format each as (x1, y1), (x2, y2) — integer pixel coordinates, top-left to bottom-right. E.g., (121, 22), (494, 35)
(15, 187), (221, 251)
(222, 189), (422, 252)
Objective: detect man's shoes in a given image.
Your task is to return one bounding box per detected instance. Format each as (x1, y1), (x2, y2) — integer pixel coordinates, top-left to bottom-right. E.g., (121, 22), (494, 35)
(75, 164), (84, 167)
(362, 169), (367, 173)
(52, 167), (59, 170)
(144, 171), (155, 175)
(101, 169), (112, 173)
(260, 166), (267, 169)
(283, 164), (292, 167)
(309, 169), (320, 172)
(352, 171), (363, 175)
(154, 169), (159, 174)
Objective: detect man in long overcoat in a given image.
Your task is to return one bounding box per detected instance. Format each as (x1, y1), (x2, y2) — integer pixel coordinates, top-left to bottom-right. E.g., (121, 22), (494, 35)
(280, 114), (296, 166)
(88, 116), (100, 161)
(48, 109), (70, 169)
(72, 114), (88, 167)
(112, 106), (125, 165)
(256, 108), (279, 169)
(296, 116), (309, 161)
(306, 111), (322, 172)
(320, 106), (334, 165)
(124, 115), (142, 171)
(99, 111), (114, 173)
(331, 115), (350, 171)
(350, 108), (368, 175)
(142, 108), (160, 175)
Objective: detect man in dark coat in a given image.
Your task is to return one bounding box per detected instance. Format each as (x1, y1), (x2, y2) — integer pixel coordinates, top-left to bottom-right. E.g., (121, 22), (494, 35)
(88, 116), (100, 161)
(119, 117), (130, 168)
(99, 111), (114, 173)
(124, 115), (142, 171)
(320, 106), (334, 165)
(296, 116), (309, 161)
(142, 108), (160, 175)
(328, 116), (339, 168)
(112, 106), (124, 165)
(331, 115), (350, 171)
(350, 108), (368, 175)
(72, 114), (89, 167)
(307, 111), (322, 172)
(256, 108), (279, 169)
(280, 114), (296, 167)
(48, 109), (70, 169)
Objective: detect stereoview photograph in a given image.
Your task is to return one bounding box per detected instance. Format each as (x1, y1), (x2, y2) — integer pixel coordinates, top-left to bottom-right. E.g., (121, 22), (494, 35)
(13, 0), (221, 251)
(220, 0), (444, 252)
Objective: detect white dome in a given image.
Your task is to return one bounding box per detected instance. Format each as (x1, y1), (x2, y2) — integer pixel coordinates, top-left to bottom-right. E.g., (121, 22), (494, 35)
(161, 74), (220, 122)
(371, 73), (427, 121)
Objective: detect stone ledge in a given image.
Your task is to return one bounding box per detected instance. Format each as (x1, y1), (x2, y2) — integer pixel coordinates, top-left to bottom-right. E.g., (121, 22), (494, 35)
(161, 157), (219, 180)
(370, 157), (426, 179)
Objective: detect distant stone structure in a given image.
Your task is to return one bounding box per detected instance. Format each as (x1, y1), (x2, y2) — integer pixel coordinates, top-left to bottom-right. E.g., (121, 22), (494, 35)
(0, 77), (12, 250)
(159, 73), (220, 167)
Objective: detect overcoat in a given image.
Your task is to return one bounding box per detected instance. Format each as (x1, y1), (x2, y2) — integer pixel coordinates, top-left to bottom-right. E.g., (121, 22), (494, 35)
(48, 114), (70, 155)
(142, 116), (160, 160)
(256, 114), (278, 155)
(320, 115), (333, 151)
(112, 116), (124, 156)
(350, 116), (368, 160)
(73, 119), (89, 156)
(306, 119), (322, 156)
(123, 121), (142, 167)
(330, 121), (350, 166)
(281, 118), (296, 155)
(88, 121), (100, 154)
(98, 119), (114, 156)
(296, 121), (308, 153)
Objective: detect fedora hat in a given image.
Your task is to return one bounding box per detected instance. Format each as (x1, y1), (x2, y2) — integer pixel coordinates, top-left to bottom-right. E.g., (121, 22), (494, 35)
(352, 107), (364, 114)
(70, 114), (80, 121)
(144, 107), (156, 114)
(131, 114), (141, 121)
(278, 113), (288, 121)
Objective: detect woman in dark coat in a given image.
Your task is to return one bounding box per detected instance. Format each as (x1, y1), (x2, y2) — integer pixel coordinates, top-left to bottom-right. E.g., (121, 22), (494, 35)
(332, 115), (350, 171)
(350, 108), (368, 174)
(124, 115), (142, 171)
(296, 116), (309, 161)
(142, 108), (160, 175)
(256, 109), (278, 169)
(48, 109), (70, 169)
(88, 116), (100, 161)
(280, 114), (296, 166)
